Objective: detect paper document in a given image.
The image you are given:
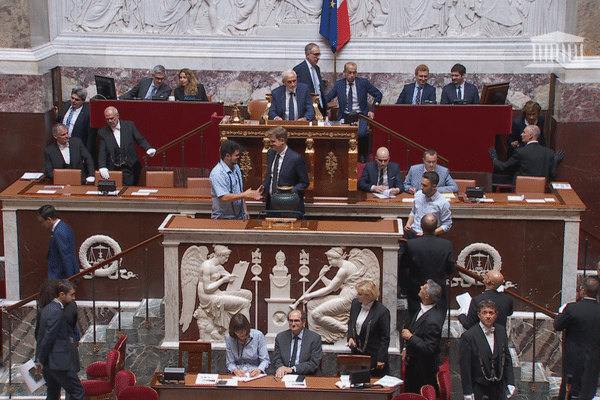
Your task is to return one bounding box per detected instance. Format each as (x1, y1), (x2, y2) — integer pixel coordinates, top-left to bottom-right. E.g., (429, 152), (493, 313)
(136, 189), (159, 193)
(233, 373), (266, 382)
(18, 360), (45, 393)
(285, 380), (307, 388)
(525, 199), (545, 203)
(336, 375), (351, 389)
(402, 198), (415, 203)
(21, 172), (44, 180)
(37, 190), (57, 194)
(374, 375), (403, 388)
(552, 183), (571, 190)
(195, 373), (219, 385)
(373, 189), (396, 199)
(217, 379), (238, 386)
(441, 193), (456, 199)
(281, 374), (299, 382)
(456, 292), (472, 315)
(507, 195), (525, 201)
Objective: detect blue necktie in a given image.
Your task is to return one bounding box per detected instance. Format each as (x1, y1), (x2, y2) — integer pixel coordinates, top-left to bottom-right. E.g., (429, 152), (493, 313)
(288, 92), (295, 120)
(311, 67), (322, 107)
(64, 108), (75, 134)
(415, 87), (422, 104)
(347, 83), (353, 113)
(456, 86), (462, 100)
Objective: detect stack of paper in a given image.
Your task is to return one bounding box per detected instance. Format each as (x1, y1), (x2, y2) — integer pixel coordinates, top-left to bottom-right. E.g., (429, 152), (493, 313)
(374, 375), (403, 388)
(195, 373), (219, 385)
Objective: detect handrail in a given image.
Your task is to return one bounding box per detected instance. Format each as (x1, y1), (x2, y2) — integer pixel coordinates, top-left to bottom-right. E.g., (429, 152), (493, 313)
(358, 113), (449, 165)
(142, 120), (212, 161)
(4, 233), (164, 312)
(581, 227), (600, 244)
(454, 264), (557, 318)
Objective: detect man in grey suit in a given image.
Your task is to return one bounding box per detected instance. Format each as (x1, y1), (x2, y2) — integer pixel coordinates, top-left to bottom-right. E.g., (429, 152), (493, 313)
(44, 124), (95, 182)
(273, 309), (323, 378)
(404, 149), (459, 193)
(269, 70), (315, 121)
(120, 65), (172, 100)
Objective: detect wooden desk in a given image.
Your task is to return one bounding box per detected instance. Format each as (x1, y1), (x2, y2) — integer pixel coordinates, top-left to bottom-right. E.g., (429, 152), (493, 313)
(150, 373), (395, 400)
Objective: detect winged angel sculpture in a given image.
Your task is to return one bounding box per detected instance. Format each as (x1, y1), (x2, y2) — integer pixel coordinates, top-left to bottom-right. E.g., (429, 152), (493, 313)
(180, 245), (252, 340)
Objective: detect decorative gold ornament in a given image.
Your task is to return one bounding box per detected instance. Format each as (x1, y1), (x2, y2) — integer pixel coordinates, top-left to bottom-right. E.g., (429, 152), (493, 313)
(263, 136), (271, 150)
(261, 94), (272, 122)
(349, 138), (358, 152)
(93, 343), (99, 353)
(230, 103), (244, 124)
(145, 320), (152, 329)
(325, 151), (338, 182)
(240, 150), (253, 180)
(311, 94), (324, 122)
(306, 138), (314, 153)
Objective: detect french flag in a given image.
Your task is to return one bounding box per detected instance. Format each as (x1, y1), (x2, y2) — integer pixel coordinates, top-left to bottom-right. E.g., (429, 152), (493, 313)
(320, 0), (351, 53)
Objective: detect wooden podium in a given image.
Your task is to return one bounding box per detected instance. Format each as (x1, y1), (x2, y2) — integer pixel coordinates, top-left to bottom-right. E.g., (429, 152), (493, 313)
(219, 120), (360, 203)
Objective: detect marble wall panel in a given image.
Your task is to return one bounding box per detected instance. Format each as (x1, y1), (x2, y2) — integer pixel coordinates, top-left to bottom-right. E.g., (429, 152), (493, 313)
(577, 0), (600, 56)
(554, 81), (600, 122)
(0, 72), (52, 113)
(0, 0), (30, 49)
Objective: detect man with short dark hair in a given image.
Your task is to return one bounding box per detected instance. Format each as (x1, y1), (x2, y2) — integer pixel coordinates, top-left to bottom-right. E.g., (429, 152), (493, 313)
(460, 300), (515, 400)
(404, 149), (458, 193)
(441, 63), (479, 104)
(209, 140), (263, 219)
(36, 280), (84, 400)
(294, 43), (327, 116)
(401, 280), (444, 395)
(273, 309), (323, 378)
(56, 87), (93, 153)
(37, 205), (80, 280)
(554, 276), (600, 400)
(269, 70), (315, 121)
(44, 124), (95, 183)
(358, 147), (403, 195)
(120, 65), (172, 100)
(396, 64), (436, 105)
(405, 171), (452, 235)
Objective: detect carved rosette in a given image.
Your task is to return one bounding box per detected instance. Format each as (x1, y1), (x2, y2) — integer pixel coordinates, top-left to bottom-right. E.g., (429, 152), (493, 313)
(325, 151), (338, 182)
(240, 150), (252, 180)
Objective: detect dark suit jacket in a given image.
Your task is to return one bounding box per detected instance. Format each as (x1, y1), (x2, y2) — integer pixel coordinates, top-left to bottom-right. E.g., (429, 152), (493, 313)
(400, 235), (455, 320)
(174, 84), (208, 101)
(273, 328), (322, 375)
(325, 77), (383, 137)
(404, 306), (443, 394)
(554, 298), (600, 400)
(358, 161), (403, 193)
(98, 120), (152, 171)
(460, 323), (514, 400)
(120, 77), (172, 100)
(262, 147), (310, 215)
(268, 82), (315, 121)
(508, 114), (546, 148)
(492, 141), (556, 183)
(347, 299), (390, 375)
(440, 82), (480, 104)
(47, 220), (80, 280)
(294, 60), (327, 114)
(396, 83), (436, 104)
(458, 289), (514, 330)
(57, 103), (93, 153)
(36, 301), (76, 371)
(44, 137), (95, 179)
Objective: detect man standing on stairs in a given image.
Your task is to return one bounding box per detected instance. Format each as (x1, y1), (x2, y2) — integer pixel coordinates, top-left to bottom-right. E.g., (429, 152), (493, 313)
(458, 270), (513, 330)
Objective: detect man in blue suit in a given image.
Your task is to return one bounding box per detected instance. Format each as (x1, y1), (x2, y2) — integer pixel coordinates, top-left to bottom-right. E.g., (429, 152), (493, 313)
(294, 43), (327, 117)
(37, 205), (80, 280)
(56, 87), (94, 154)
(36, 280), (85, 400)
(396, 64), (436, 104)
(358, 147), (403, 195)
(440, 63), (479, 104)
(269, 70), (315, 121)
(262, 127), (310, 216)
(325, 62), (382, 163)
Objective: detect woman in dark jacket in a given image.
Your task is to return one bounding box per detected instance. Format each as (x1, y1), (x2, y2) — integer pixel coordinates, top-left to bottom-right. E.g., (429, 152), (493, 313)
(174, 68), (208, 101)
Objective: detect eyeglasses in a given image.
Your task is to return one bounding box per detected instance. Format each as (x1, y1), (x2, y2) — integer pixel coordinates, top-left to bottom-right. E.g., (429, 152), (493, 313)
(288, 319), (302, 323)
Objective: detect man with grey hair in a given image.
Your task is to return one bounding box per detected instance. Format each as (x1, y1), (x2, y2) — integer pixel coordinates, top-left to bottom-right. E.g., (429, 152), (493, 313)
(56, 87), (93, 153)
(489, 124), (557, 184)
(121, 64), (172, 100)
(293, 43), (327, 116)
(401, 279), (444, 395)
(269, 70), (314, 121)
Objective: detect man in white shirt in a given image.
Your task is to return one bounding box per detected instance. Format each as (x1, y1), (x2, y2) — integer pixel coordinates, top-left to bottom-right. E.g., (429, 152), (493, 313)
(44, 124), (95, 183)
(294, 43), (327, 117)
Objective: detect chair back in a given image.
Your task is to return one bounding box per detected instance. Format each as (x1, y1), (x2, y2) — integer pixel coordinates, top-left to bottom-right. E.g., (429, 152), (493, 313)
(420, 384), (437, 400)
(248, 99), (269, 120)
(178, 341), (212, 373)
(54, 169), (81, 186)
(392, 394), (428, 400)
(95, 170), (123, 187)
(118, 386), (159, 400)
(437, 369), (452, 400)
(114, 334), (128, 371)
(187, 177), (211, 189)
(106, 349), (120, 387)
(336, 354), (372, 375)
(454, 179), (476, 195)
(115, 370), (136, 398)
(515, 175), (545, 193)
(146, 170), (174, 188)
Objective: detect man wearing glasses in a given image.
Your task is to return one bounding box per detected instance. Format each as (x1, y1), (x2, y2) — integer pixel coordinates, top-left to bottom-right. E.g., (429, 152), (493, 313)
(273, 309), (323, 378)
(294, 43), (327, 117)
(120, 64), (172, 100)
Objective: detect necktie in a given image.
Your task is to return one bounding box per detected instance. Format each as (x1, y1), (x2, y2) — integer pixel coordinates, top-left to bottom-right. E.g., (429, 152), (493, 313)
(347, 83), (354, 113)
(415, 86), (422, 105)
(288, 92), (295, 121)
(271, 154), (280, 195)
(64, 108), (75, 135)
(457, 86), (462, 100)
(145, 84), (155, 100)
(289, 335), (299, 367)
(152, 85), (158, 97)
(378, 169), (383, 185)
(311, 67), (322, 107)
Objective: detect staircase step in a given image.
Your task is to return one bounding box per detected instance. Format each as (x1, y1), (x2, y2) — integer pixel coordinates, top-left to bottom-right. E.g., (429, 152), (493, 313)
(106, 311), (138, 342)
(132, 298), (164, 326)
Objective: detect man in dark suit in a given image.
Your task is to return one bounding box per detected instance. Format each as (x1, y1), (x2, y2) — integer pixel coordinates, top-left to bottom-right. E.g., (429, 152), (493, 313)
(98, 106), (156, 186)
(460, 300), (515, 400)
(120, 64), (172, 100)
(37, 205), (80, 280)
(400, 214), (455, 320)
(273, 309), (323, 378)
(396, 64), (436, 105)
(358, 147), (403, 195)
(262, 127), (309, 216)
(490, 125), (557, 184)
(325, 62), (383, 163)
(401, 280), (444, 394)
(44, 124), (95, 182)
(56, 87), (94, 154)
(508, 101), (546, 153)
(554, 276), (600, 400)
(269, 70), (315, 121)
(440, 63), (479, 104)
(459, 270), (513, 330)
(294, 43), (327, 117)
(36, 280), (84, 400)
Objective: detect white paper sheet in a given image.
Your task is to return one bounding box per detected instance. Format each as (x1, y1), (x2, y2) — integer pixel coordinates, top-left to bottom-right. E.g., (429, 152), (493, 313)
(18, 360), (45, 393)
(373, 375), (403, 388)
(195, 373), (219, 385)
(456, 292), (472, 315)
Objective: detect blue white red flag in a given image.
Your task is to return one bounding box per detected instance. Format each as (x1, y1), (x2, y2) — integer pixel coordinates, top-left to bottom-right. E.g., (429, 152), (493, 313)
(320, 0), (351, 53)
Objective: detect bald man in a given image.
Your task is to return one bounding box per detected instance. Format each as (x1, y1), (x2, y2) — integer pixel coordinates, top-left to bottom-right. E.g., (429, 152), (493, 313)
(458, 270), (514, 330)
(358, 147), (403, 194)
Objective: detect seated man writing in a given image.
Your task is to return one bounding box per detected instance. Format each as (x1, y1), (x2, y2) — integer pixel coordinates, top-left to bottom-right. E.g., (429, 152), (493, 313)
(358, 147), (402, 195)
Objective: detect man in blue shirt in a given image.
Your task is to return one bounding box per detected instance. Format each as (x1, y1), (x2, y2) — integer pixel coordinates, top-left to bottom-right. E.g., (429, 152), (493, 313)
(404, 149), (459, 193)
(209, 140), (263, 219)
(405, 171), (452, 235)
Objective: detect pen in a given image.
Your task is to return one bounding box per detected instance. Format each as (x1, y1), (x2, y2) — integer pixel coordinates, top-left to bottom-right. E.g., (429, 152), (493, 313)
(273, 376), (278, 382)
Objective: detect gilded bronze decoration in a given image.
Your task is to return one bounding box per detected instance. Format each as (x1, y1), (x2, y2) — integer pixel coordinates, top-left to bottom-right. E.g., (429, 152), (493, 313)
(240, 150), (253, 180)
(325, 151), (338, 182)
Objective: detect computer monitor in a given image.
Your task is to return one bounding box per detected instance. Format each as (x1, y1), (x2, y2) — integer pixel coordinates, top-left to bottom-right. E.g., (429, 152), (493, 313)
(480, 82), (510, 105)
(94, 75), (117, 100)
